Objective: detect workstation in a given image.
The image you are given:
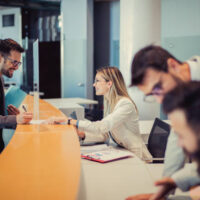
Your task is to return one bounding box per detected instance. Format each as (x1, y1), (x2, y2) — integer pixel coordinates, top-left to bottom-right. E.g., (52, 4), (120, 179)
(0, 0), (199, 200)
(0, 92), (189, 200)
(44, 98), (98, 120)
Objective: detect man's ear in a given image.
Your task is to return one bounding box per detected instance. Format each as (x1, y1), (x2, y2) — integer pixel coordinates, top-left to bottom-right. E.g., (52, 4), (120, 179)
(0, 54), (3, 64)
(167, 58), (180, 74)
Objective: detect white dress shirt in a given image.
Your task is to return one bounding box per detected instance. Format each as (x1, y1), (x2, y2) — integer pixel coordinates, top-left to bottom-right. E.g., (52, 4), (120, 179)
(164, 56), (200, 191)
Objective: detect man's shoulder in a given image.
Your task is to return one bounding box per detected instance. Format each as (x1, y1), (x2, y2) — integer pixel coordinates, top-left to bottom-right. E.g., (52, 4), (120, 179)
(186, 56), (200, 81)
(186, 56), (200, 65)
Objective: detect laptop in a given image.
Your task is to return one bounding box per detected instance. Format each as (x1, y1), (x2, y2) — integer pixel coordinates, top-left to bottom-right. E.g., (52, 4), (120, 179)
(147, 118), (171, 163)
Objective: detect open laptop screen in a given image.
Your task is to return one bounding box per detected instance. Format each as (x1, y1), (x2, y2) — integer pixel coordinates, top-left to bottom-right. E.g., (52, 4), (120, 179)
(147, 118), (171, 161)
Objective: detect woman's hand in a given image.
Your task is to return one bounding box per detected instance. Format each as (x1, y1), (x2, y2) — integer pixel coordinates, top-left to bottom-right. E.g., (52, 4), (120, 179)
(76, 128), (85, 139)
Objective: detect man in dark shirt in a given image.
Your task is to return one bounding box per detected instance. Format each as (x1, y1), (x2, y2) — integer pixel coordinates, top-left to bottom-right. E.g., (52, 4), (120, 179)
(0, 39), (32, 152)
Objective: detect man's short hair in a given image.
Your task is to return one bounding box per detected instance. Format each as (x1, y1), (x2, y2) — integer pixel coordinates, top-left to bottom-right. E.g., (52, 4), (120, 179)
(130, 45), (182, 86)
(163, 81), (200, 134)
(0, 38), (24, 56)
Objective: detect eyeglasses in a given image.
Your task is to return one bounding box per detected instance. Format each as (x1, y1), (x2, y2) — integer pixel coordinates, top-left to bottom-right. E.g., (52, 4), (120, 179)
(4, 56), (22, 67)
(93, 79), (108, 84)
(143, 82), (163, 103)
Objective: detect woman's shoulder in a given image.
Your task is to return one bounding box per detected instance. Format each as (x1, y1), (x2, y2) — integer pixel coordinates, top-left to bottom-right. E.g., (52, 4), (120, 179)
(118, 97), (132, 103)
(116, 97), (134, 107)
(114, 97), (138, 115)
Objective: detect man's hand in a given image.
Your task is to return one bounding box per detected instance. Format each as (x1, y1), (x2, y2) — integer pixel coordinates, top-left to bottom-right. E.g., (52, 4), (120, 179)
(126, 193), (154, 200)
(16, 112), (33, 124)
(149, 177), (176, 200)
(190, 185), (200, 199)
(7, 104), (20, 115)
(125, 177), (176, 200)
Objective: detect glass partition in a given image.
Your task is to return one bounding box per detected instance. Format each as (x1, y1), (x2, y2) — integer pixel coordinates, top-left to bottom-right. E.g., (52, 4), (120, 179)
(33, 39), (40, 121)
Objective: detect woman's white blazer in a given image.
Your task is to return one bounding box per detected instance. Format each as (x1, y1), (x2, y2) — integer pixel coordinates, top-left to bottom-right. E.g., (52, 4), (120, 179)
(78, 97), (152, 160)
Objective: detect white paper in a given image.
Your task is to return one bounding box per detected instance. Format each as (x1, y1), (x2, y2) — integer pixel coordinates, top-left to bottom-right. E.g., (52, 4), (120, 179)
(30, 119), (45, 124)
(80, 144), (110, 154)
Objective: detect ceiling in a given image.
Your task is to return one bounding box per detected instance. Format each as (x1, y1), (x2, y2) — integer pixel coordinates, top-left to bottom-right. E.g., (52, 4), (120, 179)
(0, 0), (118, 10)
(0, 0), (60, 10)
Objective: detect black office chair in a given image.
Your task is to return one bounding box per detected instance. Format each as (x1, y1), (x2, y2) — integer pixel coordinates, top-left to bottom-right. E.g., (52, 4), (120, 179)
(147, 118), (171, 163)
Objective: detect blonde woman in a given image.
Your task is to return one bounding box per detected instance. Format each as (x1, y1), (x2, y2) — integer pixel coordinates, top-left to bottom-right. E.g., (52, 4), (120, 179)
(53, 66), (152, 160)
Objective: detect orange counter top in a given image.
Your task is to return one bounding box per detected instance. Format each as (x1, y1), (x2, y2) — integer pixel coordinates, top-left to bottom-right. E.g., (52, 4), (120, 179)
(0, 95), (81, 200)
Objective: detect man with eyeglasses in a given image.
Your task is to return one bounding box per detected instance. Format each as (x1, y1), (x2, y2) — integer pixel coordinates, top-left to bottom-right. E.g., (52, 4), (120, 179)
(126, 45), (200, 200)
(0, 38), (33, 153)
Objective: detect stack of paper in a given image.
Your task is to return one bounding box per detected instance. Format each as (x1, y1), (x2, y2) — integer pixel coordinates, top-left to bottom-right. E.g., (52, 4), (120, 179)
(80, 144), (109, 154)
(30, 120), (46, 124)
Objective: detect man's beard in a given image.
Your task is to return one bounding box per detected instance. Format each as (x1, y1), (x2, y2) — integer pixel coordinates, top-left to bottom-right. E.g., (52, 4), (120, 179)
(183, 147), (200, 175)
(2, 68), (13, 78)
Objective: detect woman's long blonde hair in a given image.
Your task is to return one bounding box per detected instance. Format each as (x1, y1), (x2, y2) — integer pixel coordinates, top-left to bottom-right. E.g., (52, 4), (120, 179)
(96, 66), (138, 116)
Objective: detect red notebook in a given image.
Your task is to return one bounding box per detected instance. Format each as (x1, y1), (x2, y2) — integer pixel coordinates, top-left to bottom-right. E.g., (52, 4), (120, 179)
(81, 148), (133, 163)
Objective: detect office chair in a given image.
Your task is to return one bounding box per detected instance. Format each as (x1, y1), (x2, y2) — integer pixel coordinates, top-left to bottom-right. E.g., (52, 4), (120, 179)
(147, 118), (171, 163)
(3, 86), (27, 148)
(5, 85), (27, 115)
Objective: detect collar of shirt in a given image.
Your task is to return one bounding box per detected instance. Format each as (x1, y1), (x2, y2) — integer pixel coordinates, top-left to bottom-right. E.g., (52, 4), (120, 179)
(186, 56), (200, 81)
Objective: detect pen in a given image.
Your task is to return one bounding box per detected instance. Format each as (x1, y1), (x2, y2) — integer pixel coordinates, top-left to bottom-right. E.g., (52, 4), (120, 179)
(22, 105), (27, 112)
(56, 122), (67, 125)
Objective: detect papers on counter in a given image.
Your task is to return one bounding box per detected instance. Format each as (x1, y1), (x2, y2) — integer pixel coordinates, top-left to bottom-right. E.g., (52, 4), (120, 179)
(30, 120), (46, 124)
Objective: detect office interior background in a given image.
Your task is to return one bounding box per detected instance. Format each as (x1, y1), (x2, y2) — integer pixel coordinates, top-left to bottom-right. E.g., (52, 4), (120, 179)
(0, 0), (200, 121)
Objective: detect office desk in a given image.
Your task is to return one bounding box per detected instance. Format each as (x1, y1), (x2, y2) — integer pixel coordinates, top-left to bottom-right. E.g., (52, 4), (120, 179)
(0, 95), (81, 200)
(79, 155), (189, 200)
(79, 156), (161, 200)
(44, 98), (98, 107)
(55, 98), (98, 105)
(44, 99), (84, 119)
(44, 98), (98, 120)
(44, 98), (98, 119)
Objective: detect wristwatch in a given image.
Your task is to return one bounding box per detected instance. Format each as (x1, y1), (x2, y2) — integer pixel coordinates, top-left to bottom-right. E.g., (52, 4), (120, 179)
(68, 119), (72, 125)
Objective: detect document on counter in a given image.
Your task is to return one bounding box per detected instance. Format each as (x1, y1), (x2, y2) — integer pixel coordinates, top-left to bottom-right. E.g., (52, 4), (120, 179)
(81, 145), (133, 163)
(30, 120), (46, 124)
(80, 144), (109, 154)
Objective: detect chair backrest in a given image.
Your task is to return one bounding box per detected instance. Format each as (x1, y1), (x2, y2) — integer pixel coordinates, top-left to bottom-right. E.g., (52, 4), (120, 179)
(147, 118), (170, 159)
(5, 85), (27, 115)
